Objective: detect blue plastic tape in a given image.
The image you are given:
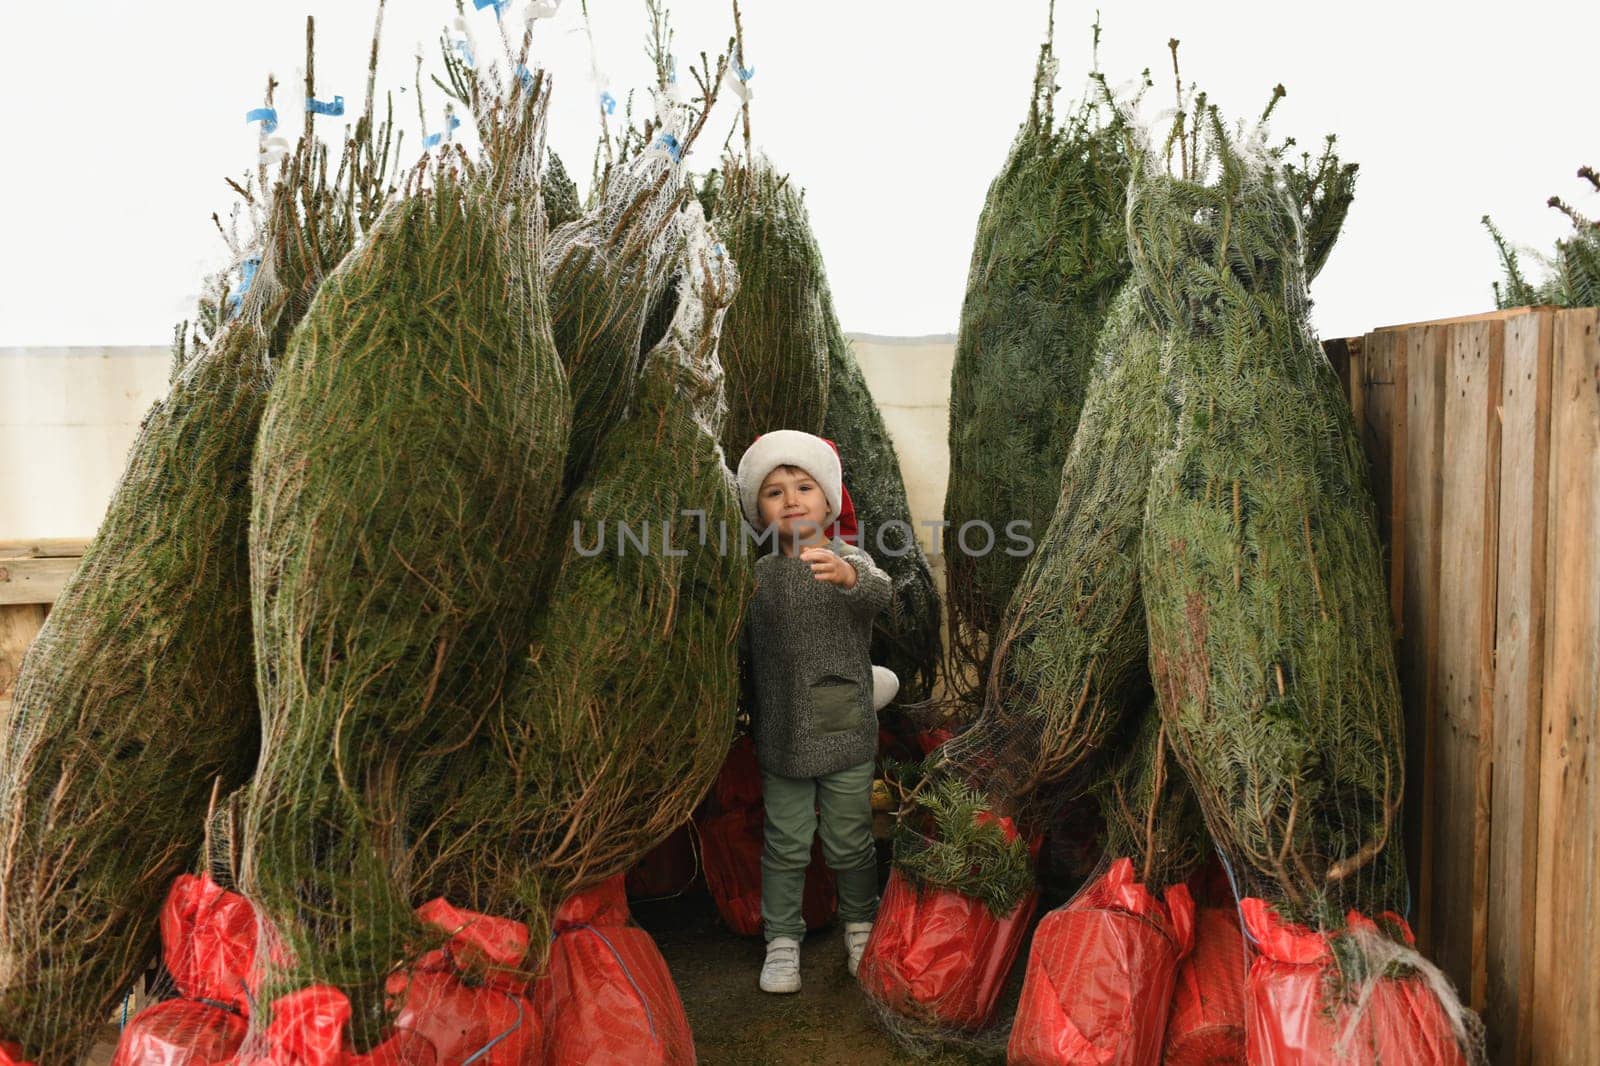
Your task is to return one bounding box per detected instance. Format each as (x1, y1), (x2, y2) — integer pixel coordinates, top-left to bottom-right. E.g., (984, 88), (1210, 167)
(454, 38), (475, 67)
(516, 64), (536, 91)
(599, 89), (616, 115)
(654, 132), (681, 162)
(245, 107), (278, 134)
(305, 94), (344, 116)
(472, 0), (508, 12)
(422, 132), (443, 148)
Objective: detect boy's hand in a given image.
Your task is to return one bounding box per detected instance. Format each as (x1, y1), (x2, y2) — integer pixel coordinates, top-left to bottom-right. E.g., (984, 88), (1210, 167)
(800, 546), (857, 588)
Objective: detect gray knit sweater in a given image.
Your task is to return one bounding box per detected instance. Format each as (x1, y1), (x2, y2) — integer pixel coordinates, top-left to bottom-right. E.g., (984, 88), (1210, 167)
(741, 535), (893, 778)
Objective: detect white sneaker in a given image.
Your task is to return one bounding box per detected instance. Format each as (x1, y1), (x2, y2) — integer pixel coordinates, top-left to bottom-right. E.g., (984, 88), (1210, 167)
(760, 936), (801, 993)
(845, 921), (873, 977)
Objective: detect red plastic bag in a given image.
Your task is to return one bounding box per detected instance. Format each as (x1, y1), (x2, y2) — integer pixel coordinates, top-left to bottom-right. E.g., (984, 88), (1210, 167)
(627, 823), (698, 900)
(386, 898), (539, 1066)
(1007, 857), (1195, 1064)
(1164, 906), (1247, 1064)
(711, 734), (762, 813)
(535, 878), (695, 1066)
(255, 986), (437, 1066)
(112, 1000), (247, 1066)
(161, 873), (260, 1009)
(858, 867), (1038, 1032)
(551, 874), (632, 929)
(0, 1041), (36, 1066)
(698, 805), (837, 936)
(1241, 898), (1470, 1066)
(109, 873), (259, 1065)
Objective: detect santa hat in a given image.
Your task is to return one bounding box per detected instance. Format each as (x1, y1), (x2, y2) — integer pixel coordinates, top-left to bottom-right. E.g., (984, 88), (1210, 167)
(736, 430), (843, 530)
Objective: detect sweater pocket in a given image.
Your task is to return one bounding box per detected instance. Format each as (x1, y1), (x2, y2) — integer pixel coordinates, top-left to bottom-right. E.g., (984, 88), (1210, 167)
(807, 674), (864, 736)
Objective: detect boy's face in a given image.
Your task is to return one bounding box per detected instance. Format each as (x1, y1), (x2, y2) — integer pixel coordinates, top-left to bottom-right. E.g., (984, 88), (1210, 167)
(757, 465), (830, 541)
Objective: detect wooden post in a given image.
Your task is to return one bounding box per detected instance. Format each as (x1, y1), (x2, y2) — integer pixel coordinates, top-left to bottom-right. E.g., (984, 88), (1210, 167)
(1531, 308), (1599, 1063)
(1486, 308), (1554, 1065)
(1400, 323), (1446, 952)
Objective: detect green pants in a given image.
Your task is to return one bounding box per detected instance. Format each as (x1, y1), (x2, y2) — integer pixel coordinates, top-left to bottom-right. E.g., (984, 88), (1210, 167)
(760, 758), (880, 941)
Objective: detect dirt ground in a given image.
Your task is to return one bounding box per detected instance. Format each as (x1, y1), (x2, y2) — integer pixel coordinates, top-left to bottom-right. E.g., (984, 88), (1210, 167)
(635, 889), (1024, 1066)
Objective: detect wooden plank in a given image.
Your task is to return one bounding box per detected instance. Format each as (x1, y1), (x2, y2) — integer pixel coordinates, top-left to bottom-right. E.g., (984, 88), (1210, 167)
(1347, 337), (1366, 444)
(0, 603), (49, 722)
(1531, 307), (1600, 1063)
(1486, 308), (1554, 1065)
(1398, 323), (1444, 950)
(1360, 330), (1402, 590)
(1325, 337), (1353, 403)
(0, 555), (79, 605)
(1376, 306), (1553, 332)
(0, 538), (90, 560)
(1429, 318), (1502, 1005)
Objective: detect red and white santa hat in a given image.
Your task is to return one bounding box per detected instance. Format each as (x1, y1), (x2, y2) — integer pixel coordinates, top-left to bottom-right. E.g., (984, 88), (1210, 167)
(735, 429), (844, 530)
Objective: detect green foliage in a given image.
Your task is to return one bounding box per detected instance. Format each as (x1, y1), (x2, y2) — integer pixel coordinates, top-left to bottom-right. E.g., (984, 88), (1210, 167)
(243, 158), (569, 1042)
(1486, 165), (1600, 309)
(413, 209), (749, 966)
(0, 33), (400, 1057)
(0, 323), (271, 1063)
(543, 143), (685, 489)
(943, 286), (1166, 808)
(1133, 108), (1406, 925)
(893, 777), (1035, 917)
(943, 47), (1136, 701)
(712, 157), (831, 458)
(543, 150), (582, 231)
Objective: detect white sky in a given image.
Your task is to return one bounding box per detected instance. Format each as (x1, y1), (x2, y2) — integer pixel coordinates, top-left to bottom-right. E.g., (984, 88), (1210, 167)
(1, 1), (1596, 347)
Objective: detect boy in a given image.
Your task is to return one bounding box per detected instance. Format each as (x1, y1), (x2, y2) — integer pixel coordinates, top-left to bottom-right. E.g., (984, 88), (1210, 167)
(735, 429), (894, 993)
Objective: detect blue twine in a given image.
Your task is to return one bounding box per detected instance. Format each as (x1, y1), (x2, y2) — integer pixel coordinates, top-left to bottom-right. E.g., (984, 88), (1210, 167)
(245, 106), (278, 134)
(225, 256), (261, 319)
(423, 114), (463, 149)
(305, 94), (345, 116)
(653, 132), (681, 162)
(461, 988), (525, 1064)
(551, 922), (659, 1042)
(599, 89), (616, 115)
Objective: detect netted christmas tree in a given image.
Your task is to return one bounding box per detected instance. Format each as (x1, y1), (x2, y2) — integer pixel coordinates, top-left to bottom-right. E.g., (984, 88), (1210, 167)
(938, 283), (1166, 814)
(712, 156), (831, 458)
(240, 59), (567, 1043)
(942, 16), (1135, 704)
(1130, 94), (1406, 929)
(542, 1), (727, 491)
(0, 20), (400, 1061)
(414, 202), (749, 966)
(1485, 164), (1600, 309)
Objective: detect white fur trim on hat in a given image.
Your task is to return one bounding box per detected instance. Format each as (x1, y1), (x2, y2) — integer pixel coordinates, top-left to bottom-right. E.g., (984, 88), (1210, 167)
(736, 430), (843, 529)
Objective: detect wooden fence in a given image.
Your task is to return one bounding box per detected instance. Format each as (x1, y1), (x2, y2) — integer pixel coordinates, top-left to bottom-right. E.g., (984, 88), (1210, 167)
(0, 539), (85, 720)
(1326, 305), (1598, 1065)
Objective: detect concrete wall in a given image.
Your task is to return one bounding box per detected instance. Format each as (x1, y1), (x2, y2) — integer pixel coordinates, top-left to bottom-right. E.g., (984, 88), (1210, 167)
(0, 347), (173, 540)
(0, 338), (958, 542)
